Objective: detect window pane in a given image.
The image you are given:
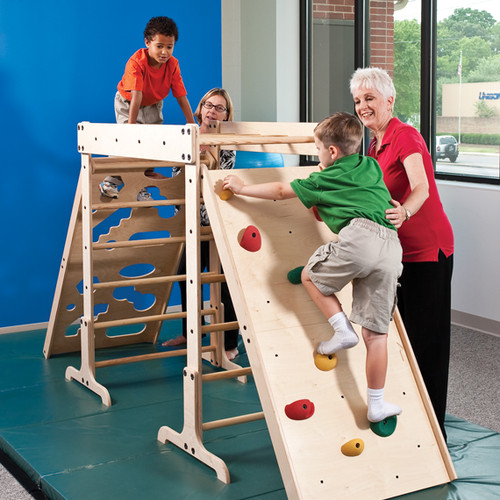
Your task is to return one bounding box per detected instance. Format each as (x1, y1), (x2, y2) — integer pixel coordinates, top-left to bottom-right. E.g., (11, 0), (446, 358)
(366, 0), (423, 133)
(393, 0), (422, 132)
(435, 1), (500, 180)
(311, 0), (355, 121)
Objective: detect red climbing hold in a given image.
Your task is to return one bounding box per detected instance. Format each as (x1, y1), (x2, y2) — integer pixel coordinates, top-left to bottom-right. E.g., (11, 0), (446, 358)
(285, 399), (315, 420)
(312, 206), (323, 222)
(239, 225), (262, 252)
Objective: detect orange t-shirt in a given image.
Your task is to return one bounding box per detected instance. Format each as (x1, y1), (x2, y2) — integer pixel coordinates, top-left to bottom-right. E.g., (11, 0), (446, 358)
(117, 49), (187, 106)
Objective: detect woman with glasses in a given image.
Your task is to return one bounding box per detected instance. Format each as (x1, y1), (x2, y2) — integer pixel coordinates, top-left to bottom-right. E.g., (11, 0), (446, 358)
(163, 88), (240, 361)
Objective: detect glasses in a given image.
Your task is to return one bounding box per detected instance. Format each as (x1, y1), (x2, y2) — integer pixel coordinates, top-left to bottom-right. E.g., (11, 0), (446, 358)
(203, 101), (227, 113)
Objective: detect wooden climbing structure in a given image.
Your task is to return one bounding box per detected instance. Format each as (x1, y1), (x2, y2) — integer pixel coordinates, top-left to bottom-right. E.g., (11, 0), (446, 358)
(46, 120), (456, 499)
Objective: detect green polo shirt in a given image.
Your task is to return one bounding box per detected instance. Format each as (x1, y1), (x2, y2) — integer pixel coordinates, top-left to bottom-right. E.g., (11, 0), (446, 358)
(290, 154), (396, 234)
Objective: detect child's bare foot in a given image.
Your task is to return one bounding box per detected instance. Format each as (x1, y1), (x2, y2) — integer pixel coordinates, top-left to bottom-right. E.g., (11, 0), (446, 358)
(162, 335), (186, 347)
(225, 348), (239, 360)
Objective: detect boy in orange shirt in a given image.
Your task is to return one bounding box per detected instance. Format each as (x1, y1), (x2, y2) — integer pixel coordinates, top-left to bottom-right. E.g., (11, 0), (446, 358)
(101, 16), (196, 199)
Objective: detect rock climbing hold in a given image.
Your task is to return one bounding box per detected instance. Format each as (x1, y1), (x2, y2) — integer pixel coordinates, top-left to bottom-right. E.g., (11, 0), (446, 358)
(239, 225), (261, 252)
(370, 415), (398, 437)
(341, 438), (365, 456)
(219, 189), (234, 201)
(314, 352), (338, 371)
(287, 266), (304, 284)
(285, 399), (315, 420)
(312, 206), (323, 222)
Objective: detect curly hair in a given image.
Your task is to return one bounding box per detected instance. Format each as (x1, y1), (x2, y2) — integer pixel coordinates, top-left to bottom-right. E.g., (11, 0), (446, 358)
(144, 16), (179, 42)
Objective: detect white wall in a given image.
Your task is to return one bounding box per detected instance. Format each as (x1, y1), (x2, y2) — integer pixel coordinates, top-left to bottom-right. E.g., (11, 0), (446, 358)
(438, 181), (500, 334)
(222, 0), (300, 125)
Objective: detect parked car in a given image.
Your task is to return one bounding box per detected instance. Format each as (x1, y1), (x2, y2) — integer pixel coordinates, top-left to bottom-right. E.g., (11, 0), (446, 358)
(436, 135), (459, 162)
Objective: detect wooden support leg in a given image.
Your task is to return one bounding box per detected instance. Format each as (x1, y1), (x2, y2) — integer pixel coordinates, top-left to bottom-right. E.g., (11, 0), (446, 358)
(65, 317), (112, 406)
(64, 154), (112, 406)
(157, 368), (230, 483)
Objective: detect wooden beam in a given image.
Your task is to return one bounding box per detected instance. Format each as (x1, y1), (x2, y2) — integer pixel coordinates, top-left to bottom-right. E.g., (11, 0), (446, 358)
(202, 411), (265, 431)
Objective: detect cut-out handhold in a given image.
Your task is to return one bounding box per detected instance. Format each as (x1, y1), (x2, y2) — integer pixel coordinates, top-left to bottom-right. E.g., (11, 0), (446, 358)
(219, 189), (234, 201)
(285, 399), (315, 420)
(287, 266), (304, 284)
(314, 352), (338, 371)
(341, 438), (364, 456)
(312, 206), (323, 222)
(239, 225), (261, 252)
(370, 415), (398, 437)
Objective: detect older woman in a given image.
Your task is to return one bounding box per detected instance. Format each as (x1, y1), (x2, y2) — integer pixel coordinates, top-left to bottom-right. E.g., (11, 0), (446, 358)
(350, 68), (454, 437)
(163, 88), (239, 360)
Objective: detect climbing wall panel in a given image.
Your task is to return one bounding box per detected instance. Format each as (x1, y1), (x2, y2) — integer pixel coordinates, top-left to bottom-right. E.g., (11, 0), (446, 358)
(202, 166), (456, 500)
(44, 156), (186, 357)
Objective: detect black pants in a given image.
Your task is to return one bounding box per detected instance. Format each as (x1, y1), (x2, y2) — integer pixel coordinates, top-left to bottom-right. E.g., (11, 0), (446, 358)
(177, 241), (239, 350)
(397, 250), (453, 438)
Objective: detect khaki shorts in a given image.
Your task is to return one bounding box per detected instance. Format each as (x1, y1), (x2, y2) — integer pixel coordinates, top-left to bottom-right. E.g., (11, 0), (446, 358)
(305, 218), (403, 333)
(114, 91), (163, 124)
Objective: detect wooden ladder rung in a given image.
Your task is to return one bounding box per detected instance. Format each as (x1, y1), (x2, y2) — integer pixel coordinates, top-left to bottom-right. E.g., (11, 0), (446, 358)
(93, 233), (213, 250)
(202, 367), (252, 382)
(92, 198), (186, 210)
(95, 345), (216, 369)
(201, 321), (239, 334)
(93, 308), (217, 330)
(93, 272), (225, 290)
(202, 411), (265, 431)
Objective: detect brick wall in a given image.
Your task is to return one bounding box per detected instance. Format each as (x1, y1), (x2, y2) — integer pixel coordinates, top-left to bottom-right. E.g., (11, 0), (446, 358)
(313, 0), (394, 74)
(313, 0), (354, 21)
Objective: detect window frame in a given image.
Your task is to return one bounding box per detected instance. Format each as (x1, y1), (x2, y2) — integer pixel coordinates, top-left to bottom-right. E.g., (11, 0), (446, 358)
(300, 0), (500, 185)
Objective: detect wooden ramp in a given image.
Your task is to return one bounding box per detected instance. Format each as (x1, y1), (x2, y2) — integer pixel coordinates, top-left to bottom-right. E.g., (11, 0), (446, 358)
(202, 165), (457, 499)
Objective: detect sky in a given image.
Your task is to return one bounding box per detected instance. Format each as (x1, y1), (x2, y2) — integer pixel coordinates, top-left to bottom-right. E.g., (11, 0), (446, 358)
(395, 0), (500, 23)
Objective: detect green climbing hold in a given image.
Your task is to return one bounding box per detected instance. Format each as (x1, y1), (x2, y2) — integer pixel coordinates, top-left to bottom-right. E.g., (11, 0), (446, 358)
(370, 415), (398, 437)
(287, 266), (304, 284)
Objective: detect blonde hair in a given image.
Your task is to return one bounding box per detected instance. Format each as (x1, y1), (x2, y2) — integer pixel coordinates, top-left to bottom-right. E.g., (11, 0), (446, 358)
(349, 67), (396, 104)
(314, 112), (363, 156)
(194, 88), (234, 124)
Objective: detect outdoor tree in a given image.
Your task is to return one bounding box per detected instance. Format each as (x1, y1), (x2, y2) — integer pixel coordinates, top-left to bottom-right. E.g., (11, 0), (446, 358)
(395, 8), (500, 120)
(394, 19), (421, 125)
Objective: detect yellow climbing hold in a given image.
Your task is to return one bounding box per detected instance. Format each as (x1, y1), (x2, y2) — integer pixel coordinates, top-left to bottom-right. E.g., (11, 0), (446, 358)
(219, 189), (234, 201)
(314, 352), (338, 371)
(341, 438), (365, 457)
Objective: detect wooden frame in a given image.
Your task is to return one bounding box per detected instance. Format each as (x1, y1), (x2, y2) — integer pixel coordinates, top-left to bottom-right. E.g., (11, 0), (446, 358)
(44, 124), (243, 407)
(46, 121), (456, 498)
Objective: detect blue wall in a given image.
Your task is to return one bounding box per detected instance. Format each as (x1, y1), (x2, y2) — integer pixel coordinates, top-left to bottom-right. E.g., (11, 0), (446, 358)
(0, 1), (221, 327)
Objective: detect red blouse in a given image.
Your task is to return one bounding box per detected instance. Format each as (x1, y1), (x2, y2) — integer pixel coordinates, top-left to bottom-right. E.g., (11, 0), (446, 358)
(368, 118), (454, 262)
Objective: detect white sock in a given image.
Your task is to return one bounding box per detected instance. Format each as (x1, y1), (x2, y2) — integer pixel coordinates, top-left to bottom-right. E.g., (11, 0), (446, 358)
(317, 312), (359, 355)
(367, 387), (402, 423)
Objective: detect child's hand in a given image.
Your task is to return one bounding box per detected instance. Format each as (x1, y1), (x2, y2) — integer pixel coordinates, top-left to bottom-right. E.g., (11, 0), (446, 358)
(222, 175), (244, 194)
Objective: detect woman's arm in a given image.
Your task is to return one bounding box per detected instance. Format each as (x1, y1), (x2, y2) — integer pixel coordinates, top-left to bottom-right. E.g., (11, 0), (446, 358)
(385, 152), (429, 228)
(223, 174), (297, 200)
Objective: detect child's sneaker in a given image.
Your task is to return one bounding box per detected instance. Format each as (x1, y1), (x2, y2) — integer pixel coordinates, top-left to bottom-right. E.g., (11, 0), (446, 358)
(99, 176), (121, 199)
(137, 188), (152, 201)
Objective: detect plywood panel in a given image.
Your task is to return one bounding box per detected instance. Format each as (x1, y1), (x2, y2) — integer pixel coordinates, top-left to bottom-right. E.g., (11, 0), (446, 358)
(203, 166), (456, 500)
(44, 157), (186, 357)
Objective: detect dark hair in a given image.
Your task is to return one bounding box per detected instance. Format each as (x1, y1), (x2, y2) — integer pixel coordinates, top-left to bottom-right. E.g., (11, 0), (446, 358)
(144, 16), (179, 42)
(314, 112), (363, 156)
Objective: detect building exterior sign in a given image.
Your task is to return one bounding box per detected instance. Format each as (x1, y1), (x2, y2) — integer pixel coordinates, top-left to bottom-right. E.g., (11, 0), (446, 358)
(479, 92), (500, 100)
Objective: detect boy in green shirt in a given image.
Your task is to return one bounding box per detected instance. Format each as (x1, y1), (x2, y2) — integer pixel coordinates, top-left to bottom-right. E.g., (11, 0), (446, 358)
(222, 112), (403, 423)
